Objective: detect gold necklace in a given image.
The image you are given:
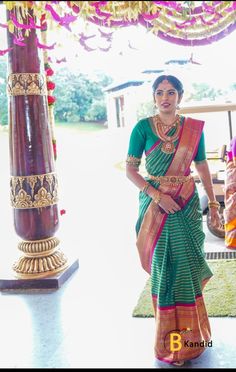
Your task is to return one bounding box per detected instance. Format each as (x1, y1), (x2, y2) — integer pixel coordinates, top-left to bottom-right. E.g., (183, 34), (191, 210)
(154, 114), (181, 154)
(158, 117), (177, 132)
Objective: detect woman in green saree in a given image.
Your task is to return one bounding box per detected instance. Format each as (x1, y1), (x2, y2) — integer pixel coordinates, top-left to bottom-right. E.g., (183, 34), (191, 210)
(126, 75), (221, 366)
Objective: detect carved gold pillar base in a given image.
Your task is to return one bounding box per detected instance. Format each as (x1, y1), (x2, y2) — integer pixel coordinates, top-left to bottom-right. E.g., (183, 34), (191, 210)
(13, 237), (68, 279)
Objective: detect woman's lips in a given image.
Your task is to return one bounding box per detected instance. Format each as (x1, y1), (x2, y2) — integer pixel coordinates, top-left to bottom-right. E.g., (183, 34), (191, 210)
(161, 102), (170, 107)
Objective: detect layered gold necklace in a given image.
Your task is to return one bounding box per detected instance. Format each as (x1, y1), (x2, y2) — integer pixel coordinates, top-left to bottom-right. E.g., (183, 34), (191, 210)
(153, 114), (181, 154)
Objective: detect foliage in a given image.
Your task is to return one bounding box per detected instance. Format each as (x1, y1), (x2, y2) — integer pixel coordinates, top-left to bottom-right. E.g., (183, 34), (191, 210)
(0, 60), (113, 125)
(85, 99), (107, 121)
(136, 100), (155, 121)
(186, 83), (226, 102)
(0, 57), (8, 125)
(53, 68), (113, 123)
(136, 82), (236, 121)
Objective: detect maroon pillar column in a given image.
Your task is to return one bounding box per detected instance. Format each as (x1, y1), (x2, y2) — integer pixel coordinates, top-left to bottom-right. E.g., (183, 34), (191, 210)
(6, 10), (68, 278)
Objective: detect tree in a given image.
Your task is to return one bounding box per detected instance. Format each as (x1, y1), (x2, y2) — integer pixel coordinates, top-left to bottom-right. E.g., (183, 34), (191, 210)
(186, 83), (225, 102)
(0, 57), (8, 125)
(0, 62), (112, 125)
(53, 67), (113, 123)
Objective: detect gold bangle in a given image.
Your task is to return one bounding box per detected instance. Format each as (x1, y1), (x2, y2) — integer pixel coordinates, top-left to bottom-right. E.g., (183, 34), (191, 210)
(208, 200), (220, 209)
(126, 155), (141, 167)
(153, 191), (161, 205)
(142, 183), (150, 194)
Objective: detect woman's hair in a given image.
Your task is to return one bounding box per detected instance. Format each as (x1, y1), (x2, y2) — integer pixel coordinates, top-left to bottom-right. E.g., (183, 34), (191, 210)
(152, 75), (184, 96)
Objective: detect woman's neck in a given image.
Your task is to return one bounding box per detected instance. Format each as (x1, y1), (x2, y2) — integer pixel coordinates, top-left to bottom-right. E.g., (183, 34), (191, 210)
(158, 112), (177, 126)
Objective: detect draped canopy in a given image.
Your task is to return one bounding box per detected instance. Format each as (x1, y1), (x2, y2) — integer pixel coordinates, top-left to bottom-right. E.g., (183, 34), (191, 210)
(1, 1), (236, 47)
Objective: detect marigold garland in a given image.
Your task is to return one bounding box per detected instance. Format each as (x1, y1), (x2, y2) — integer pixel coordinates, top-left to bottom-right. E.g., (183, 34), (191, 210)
(2, 1), (236, 46)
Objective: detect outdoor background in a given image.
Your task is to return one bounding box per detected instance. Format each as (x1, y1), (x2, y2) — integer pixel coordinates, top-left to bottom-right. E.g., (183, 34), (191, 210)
(0, 7), (235, 368)
(0, 11), (236, 150)
(0, 9), (235, 247)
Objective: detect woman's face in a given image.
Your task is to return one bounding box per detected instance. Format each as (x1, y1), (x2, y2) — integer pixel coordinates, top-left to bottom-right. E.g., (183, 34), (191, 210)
(154, 80), (182, 114)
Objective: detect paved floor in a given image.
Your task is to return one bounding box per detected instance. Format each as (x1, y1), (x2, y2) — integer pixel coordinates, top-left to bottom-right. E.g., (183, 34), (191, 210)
(0, 127), (235, 368)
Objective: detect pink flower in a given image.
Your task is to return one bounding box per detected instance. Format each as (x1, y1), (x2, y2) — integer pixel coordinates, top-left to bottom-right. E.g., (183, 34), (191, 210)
(45, 68), (54, 76)
(47, 81), (55, 90)
(52, 140), (57, 160)
(48, 95), (56, 105)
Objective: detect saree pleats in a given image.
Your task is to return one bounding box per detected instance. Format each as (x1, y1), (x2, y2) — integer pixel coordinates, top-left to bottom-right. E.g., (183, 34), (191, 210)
(136, 118), (213, 363)
(151, 192), (212, 362)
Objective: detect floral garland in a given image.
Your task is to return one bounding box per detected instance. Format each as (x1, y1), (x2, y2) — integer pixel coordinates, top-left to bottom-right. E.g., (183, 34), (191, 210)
(45, 61), (57, 161)
(40, 13), (57, 162)
(43, 42), (66, 216)
(2, 1), (236, 47)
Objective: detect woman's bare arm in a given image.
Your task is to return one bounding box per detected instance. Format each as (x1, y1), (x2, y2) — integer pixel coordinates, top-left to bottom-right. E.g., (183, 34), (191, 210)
(126, 164), (156, 197)
(126, 164), (181, 213)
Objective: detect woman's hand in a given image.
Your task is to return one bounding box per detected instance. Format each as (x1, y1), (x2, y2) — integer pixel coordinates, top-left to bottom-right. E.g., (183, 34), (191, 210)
(209, 207), (222, 229)
(158, 193), (181, 214)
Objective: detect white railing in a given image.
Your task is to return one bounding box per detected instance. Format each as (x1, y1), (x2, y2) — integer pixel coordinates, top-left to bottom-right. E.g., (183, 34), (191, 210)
(179, 102), (236, 140)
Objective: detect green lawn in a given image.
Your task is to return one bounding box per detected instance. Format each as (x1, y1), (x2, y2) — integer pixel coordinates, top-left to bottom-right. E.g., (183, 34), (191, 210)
(56, 121), (107, 133)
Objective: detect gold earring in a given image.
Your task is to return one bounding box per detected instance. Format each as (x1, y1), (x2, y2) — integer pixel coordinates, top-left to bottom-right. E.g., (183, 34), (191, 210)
(154, 104), (159, 114)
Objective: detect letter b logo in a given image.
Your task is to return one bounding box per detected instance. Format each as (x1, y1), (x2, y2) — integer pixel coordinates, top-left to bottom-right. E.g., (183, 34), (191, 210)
(170, 333), (182, 351)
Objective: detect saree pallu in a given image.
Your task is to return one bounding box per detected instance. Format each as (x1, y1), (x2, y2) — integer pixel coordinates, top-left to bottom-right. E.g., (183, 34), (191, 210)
(224, 137), (236, 249)
(136, 118), (213, 364)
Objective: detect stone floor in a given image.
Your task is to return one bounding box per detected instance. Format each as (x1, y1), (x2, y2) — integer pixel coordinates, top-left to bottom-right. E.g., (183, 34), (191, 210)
(0, 127), (235, 368)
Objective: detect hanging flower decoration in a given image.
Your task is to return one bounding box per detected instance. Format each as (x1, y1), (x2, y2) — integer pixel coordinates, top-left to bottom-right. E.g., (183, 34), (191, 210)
(45, 65), (54, 77)
(45, 62), (56, 107)
(60, 209), (66, 216)
(44, 61), (57, 160)
(2, 1), (236, 47)
(47, 94), (56, 105)
(47, 81), (56, 90)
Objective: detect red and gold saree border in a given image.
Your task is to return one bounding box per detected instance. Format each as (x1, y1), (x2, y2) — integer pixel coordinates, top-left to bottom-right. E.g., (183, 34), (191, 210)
(153, 295), (211, 364)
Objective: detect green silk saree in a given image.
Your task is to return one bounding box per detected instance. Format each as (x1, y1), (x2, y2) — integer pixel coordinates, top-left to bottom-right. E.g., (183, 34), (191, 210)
(128, 116), (213, 364)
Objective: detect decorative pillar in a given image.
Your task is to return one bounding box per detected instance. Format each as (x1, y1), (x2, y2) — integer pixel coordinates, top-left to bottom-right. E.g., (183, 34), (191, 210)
(6, 9), (68, 278)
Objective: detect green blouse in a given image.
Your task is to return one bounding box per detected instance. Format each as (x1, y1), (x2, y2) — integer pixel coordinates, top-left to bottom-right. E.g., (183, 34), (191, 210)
(127, 116), (206, 163)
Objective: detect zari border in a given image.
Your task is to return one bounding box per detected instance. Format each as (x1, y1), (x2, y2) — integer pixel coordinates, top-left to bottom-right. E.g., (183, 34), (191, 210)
(7, 73), (47, 96)
(10, 172), (58, 209)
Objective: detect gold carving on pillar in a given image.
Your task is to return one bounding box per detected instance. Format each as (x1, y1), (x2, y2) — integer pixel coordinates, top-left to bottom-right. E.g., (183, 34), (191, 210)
(10, 172), (58, 209)
(7, 73), (47, 96)
(13, 237), (68, 278)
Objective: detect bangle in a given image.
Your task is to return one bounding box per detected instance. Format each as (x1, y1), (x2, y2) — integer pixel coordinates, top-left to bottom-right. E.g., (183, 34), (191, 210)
(153, 191), (162, 205)
(208, 200), (220, 209)
(142, 183), (150, 194)
(126, 155), (141, 167)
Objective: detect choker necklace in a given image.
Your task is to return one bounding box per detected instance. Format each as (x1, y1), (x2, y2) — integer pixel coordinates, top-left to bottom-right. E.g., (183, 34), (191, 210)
(153, 114), (181, 154)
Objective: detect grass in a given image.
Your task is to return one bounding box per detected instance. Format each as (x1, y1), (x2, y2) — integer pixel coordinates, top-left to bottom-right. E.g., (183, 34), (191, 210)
(132, 260), (236, 318)
(56, 121), (107, 133)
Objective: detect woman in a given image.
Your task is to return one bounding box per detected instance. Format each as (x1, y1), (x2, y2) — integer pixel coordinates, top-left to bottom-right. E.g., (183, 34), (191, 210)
(224, 136), (236, 249)
(126, 75), (221, 366)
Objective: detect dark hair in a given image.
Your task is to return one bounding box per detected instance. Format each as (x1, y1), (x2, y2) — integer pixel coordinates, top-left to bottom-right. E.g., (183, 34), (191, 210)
(152, 75), (184, 96)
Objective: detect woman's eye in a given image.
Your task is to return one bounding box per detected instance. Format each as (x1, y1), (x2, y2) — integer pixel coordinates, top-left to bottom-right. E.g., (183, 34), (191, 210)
(156, 92), (162, 96)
